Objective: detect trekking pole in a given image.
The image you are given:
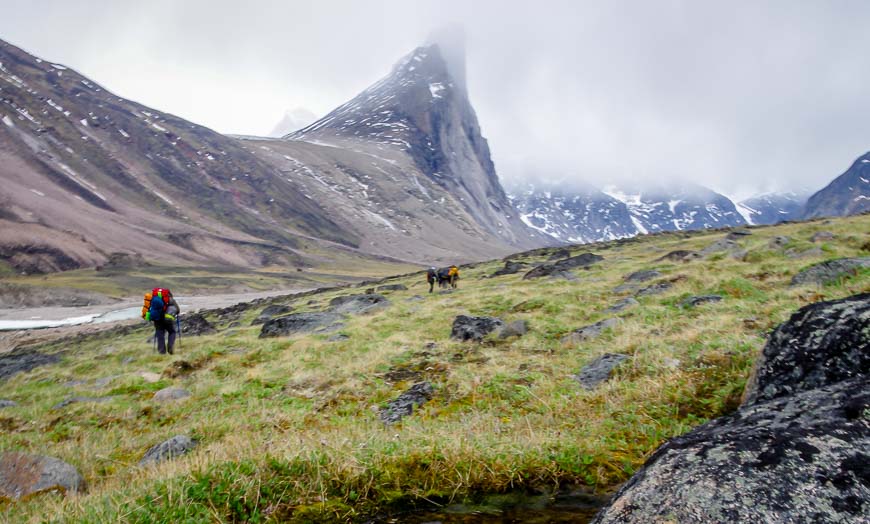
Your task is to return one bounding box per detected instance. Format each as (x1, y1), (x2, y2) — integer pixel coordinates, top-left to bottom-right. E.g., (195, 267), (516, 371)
(177, 315), (182, 351)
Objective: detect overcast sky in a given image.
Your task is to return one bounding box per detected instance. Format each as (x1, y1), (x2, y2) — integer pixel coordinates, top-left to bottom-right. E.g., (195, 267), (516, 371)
(3, 0), (869, 200)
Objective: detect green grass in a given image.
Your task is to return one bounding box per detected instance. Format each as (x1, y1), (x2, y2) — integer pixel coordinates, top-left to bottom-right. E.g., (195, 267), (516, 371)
(0, 214), (868, 522)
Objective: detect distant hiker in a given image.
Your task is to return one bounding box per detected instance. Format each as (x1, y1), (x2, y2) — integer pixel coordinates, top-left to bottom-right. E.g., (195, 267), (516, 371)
(142, 287), (180, 355)
(436, 267), (451, 289)
(447, 264), (460, 288)
(426, 267), (437, 293)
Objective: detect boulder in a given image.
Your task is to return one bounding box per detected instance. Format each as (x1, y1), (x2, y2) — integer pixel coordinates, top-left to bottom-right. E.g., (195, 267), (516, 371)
(152, 387), (190, 402)
(523, 253), (603, 280)
(624, 270), (661, 283)
(0, 400), (17, 408)
(786, 247), (824, 260)
(259, 312), (342, 338)
(376, 284), (407, 292)
(790, 257), (870, 286)
(496, 320), (529, 339)
(592, 293), (870, 524)
(700, 238), (742, 257)
(561, 318), (621, 345)
(491, 261), (526, 277)
(574, 353), (630, 389)
(450, 315), (505, 342)
(725, 229), (753, 240)
(811, 231), (835, 242)
(378, 382), (434, 425)
(657, 250), (700, 262)
(768, 236), (790, 249)
(251, 304), (293, 325)
(547, 248), (573, 261)
(180, 313), (216, 336)
(138, 435), (197, 466)
(0, 452), (85, 499)
(328, 293), (390, 315)
(635, 282), (673, 297)
(605, 297), (639, 313)
(679, 295), (723, 308)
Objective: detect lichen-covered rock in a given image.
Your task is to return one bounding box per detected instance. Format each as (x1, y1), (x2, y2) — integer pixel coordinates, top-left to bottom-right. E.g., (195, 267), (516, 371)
(790, 257), (870, 286)
(0, 452), (85, 499)
(744, 292), (869, 404)
(180, 313), (216, 336)
(623, 270), (661, 283)
(152, 387), (190, 402)
(496, 320), (529, 339)
(379, 382), (434, 425)
(561, 318), (621, 345)
(328, 293), (390, 315)
(251, 304), (292, 325)
(522, 253), (603, 280)
(450, 315), (504, 342)
(592, 293), (870, 524)
(635, 282), (673, 297)
(605, 297), (639, 313)
(680, 294), (723, 308)
(574, 353), (630, 389)
(259, 312), (342, 338)
(139, 435), (197, 466)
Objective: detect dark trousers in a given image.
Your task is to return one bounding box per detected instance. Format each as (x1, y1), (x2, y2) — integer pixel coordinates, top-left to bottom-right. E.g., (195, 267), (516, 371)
(428, 279), (434, 293)
(155, 322), (177, 354)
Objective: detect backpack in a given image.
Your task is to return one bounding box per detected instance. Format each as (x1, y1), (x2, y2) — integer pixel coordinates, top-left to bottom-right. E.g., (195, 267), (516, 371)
(146, 287), (172, 322)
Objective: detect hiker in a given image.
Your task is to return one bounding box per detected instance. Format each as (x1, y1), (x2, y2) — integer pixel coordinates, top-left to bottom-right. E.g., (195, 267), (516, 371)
(426, 267), (437, 293)
(447, 264), (460, 288)
(436, 267), (451, 288)
(142, 287), (180, 355)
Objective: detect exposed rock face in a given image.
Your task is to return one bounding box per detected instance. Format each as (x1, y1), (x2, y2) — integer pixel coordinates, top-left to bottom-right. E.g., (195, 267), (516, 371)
(328, 293), (390, 315)
(635, 282), (673, 297)
(790, 257), (870, 286)
(0, 349), (61, 381)
(0, 452), (85, 499)
(605, 297), (639, 314)
(139, 435), (197, 466)
(574, 354), (630, 390)
(592, 293), (870, 524)
(251, 304), (292, 325)
(803, 151), (870, 218)
(737, 192), (807, 225)
(561, 318), (621, 345)
(450, 315), (504, 342)
(259, 312), (342, 338)
(379, 382), (434, 425)
(522, 253), (603, 280)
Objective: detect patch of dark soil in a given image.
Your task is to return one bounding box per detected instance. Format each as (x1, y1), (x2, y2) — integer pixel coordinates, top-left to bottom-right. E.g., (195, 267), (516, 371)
(162, 355), (213, 378)
(0, 349), (61, 381)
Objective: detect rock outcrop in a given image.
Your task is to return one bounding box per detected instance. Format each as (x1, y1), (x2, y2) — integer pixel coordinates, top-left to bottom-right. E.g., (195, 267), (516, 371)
(251, 305), (293, 325)
(379, 382), (434, 425)
(259, 312), (342, 338)
(0, 452), (85, 499)
(592, 293), (870, 523)
(790, 257), (870, 286)
(450, 315), (504, 342)
(522, 253), (603, 280)
(139, 435), (197, 466)
(574, 354), (630, 390)
(328, 293), (390, 315)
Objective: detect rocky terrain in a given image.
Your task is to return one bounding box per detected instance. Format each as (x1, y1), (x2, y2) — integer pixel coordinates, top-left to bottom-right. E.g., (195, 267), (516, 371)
(0, 213), (866, 522)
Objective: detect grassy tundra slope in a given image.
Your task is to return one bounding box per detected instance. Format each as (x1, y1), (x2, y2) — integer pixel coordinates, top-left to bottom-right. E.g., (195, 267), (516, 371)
(1, 215), (868, 522)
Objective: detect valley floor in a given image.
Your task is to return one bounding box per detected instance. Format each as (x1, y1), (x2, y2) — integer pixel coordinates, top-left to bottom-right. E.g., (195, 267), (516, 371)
(0, 214), (868, 522)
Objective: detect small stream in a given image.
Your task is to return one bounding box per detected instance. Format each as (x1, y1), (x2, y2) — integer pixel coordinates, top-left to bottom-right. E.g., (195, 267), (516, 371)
(375, 488), (608, 524)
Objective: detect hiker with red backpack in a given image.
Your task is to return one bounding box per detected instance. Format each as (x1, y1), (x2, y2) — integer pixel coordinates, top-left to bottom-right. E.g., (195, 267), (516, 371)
(142, 287), (180, 355)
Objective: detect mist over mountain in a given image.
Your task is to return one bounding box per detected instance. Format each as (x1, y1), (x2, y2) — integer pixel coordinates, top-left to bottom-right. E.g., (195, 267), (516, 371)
(268, 108), (317, 138)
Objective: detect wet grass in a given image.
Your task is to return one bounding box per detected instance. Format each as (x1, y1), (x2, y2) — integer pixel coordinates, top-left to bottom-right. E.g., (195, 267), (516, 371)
(0, 214), (868, 522)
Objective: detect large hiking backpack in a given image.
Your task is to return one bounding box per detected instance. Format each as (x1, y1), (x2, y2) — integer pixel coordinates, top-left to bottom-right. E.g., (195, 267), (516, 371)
(146, 287), (172, 322)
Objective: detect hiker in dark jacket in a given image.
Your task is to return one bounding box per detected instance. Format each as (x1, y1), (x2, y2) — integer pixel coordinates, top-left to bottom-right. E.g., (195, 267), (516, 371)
(426, 267), (437, 293)
(148, 291), (180, 355)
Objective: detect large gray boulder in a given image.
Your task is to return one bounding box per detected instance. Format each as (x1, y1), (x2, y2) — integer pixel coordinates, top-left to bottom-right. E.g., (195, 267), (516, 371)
(139, 435), (197, 466)
(450, 315), (504, 342)
(522, 253), (603, 280)
(0, 452), (85, 499)
(790, 257), (870, 286)
(592, 293), (870, 524)
(259, 312), (342, 338)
